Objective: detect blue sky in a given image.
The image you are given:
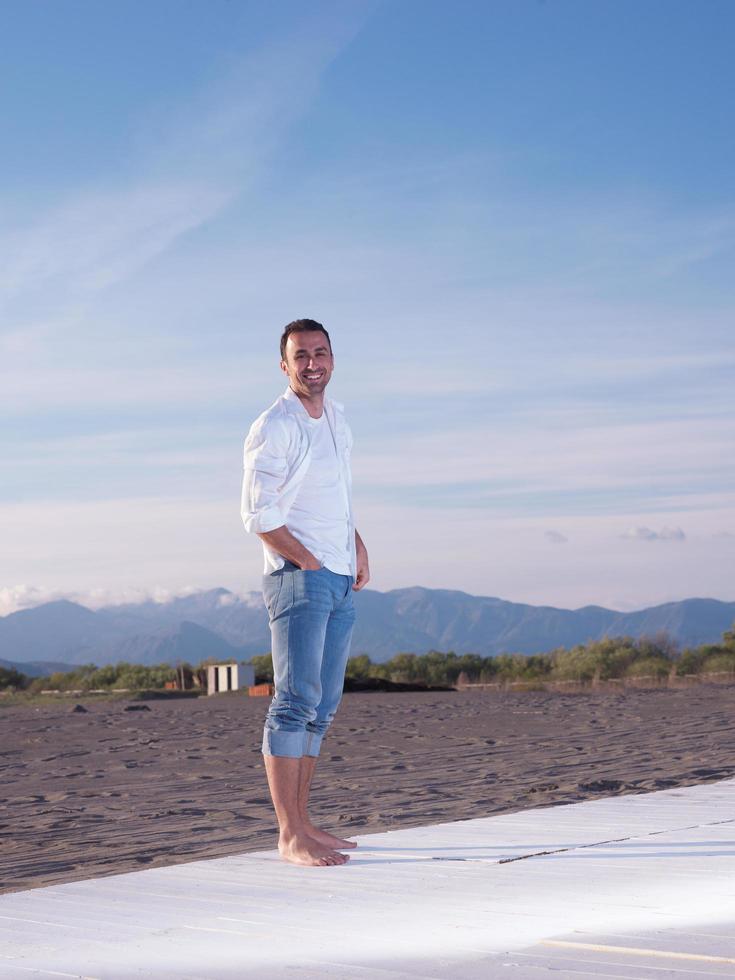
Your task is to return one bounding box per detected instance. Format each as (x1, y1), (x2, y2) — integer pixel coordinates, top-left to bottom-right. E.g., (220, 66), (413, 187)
(2, 0), (734, 614)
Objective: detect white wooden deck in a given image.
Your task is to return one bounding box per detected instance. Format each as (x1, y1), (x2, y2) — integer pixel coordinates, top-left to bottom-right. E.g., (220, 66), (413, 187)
(2, 778), (734, 979)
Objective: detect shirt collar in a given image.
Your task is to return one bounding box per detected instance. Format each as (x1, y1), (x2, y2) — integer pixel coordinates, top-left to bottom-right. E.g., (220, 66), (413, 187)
(283, 385), (330, 420)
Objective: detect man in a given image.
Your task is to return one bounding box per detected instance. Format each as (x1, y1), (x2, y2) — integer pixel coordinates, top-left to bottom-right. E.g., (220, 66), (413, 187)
(241, 318), (370, 867)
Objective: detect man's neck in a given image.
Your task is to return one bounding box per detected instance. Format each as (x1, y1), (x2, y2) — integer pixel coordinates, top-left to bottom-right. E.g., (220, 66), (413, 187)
(291, 386), (325, 419)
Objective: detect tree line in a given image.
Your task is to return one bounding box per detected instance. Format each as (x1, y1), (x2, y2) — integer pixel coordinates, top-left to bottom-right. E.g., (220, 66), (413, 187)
(2, 625), (734, 695)
(0, 660), (213, 694)
(253, 625), (735, 687)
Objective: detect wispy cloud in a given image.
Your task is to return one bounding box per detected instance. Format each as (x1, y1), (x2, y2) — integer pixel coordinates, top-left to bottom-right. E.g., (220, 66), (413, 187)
(0, 583), (262, 617)
(544, 530), (568, 544)
(0, 495), (257, 599)
(143, 6), (370, 182)
(1, 5), (369, 337)
(352, 415), (735, 517)
(0, 183), (230, 303)
(620, 526), (686, 542)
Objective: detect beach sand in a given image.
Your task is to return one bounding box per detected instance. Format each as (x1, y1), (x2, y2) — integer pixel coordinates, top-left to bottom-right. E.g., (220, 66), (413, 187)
(2, 684), (734, 895)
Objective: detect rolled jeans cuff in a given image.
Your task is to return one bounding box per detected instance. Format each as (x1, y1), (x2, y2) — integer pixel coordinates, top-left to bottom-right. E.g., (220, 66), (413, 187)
(261, 728), (324, 758)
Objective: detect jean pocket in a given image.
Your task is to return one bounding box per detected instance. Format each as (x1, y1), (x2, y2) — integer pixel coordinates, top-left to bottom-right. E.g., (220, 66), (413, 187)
(262, 575), (284, 618)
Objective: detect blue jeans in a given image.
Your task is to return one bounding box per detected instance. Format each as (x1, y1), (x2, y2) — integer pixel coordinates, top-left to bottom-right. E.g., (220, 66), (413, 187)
(261, 562), (356, 758)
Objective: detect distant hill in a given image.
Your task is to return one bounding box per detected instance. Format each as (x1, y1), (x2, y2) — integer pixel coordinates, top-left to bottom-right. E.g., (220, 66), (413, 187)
(1, 588), (733, 669)
(107, 621), (247, 667)
(0, 600), (123, 662)
(0, 656), (77, 678)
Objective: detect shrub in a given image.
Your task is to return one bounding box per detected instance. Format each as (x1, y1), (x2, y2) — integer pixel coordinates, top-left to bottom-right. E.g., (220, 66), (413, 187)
(676, 647), (705, 675)
(700, 652), (735, 675)
(625, 657), (671, 679)
(0, 666), (28, 691)
(249, 654), (274, 684)
(551, 644), (600, 683)
(345, 654), (372, 681)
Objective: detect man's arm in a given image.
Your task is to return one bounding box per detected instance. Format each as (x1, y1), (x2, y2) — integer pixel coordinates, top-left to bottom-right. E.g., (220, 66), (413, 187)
(257, 526), (322, 570)
(354, 529), (370, 591)
(241, 416), (290, 535)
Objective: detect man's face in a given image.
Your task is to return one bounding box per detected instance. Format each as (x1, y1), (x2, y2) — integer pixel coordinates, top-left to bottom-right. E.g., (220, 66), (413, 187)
(281, 330), (334, 397)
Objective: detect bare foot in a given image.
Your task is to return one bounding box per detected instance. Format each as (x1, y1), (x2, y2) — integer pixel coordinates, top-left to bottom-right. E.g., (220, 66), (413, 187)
(306, 824), (358, 850)
(278, 832), (350, 867)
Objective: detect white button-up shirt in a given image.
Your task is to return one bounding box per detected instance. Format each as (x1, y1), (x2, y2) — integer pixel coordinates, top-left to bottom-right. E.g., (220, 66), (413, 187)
(241, 386), (356, 577)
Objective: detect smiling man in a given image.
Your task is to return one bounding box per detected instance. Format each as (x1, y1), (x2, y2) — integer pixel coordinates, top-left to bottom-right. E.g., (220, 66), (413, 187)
(241, 318), (370, 867)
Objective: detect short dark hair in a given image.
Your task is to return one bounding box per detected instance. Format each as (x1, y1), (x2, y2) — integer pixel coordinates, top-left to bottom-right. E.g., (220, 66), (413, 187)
(280, 319), (332, 361)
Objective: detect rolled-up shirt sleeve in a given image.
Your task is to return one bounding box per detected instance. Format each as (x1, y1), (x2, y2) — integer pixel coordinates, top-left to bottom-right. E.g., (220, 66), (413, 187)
(240, 416), (290, 534)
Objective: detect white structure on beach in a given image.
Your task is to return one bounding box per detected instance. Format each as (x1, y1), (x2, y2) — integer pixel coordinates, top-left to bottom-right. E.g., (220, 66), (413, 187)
(2, 778), (734, 977)
(205, 662), (254, 695)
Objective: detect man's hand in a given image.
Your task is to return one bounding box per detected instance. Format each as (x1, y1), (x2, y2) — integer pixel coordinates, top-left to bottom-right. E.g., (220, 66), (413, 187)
(353, 531), (370, 591)
(257, 526), (321, 570)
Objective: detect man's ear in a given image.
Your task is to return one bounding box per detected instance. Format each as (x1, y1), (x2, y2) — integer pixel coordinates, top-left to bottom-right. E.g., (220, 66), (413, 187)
(280, 359), (289, 376)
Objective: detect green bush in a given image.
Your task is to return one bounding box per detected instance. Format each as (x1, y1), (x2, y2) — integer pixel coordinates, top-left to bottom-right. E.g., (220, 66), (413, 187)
(700, 652), (735, 675)
(0, 666), (29, 691)
(625, 656), (671, 679)
(28, 661), (178, 692)
(249, 654), (274, 684)
(345, 654), (372, 681)
(551, 644), (600, 682)
(675, 647), (704, 675)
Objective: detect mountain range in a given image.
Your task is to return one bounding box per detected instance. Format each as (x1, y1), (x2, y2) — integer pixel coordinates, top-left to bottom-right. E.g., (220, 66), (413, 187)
(1, 588), (734, 675)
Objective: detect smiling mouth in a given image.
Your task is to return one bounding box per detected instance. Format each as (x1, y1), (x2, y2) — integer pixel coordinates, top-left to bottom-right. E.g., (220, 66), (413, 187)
(302, 372), (324, 382)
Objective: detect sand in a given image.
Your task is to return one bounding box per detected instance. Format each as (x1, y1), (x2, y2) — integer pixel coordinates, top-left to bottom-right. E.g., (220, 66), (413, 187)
(2, 684), (735, 895)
